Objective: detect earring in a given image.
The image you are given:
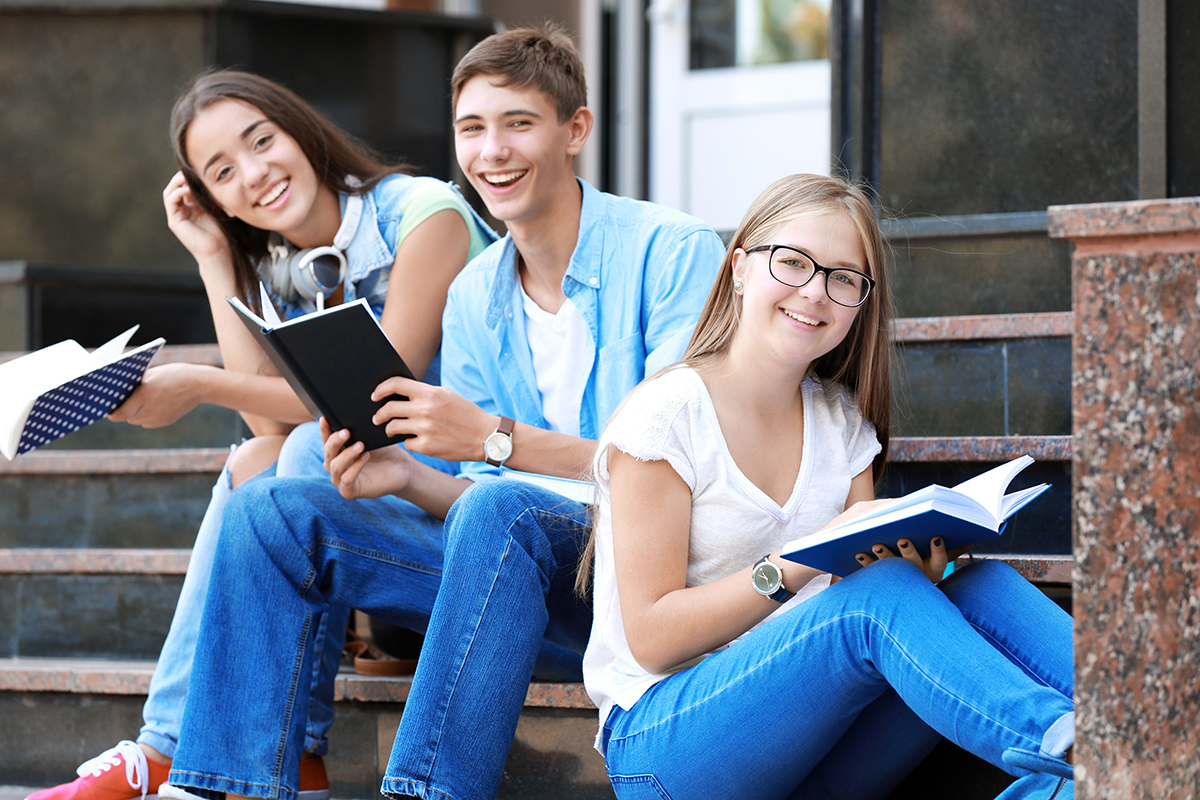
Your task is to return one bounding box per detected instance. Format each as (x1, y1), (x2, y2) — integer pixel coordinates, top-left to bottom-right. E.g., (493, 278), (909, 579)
(734, 280), (744, 293)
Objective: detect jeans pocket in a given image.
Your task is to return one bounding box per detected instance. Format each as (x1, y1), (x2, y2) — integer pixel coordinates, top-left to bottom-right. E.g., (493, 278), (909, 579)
(609, 773), (674, 800)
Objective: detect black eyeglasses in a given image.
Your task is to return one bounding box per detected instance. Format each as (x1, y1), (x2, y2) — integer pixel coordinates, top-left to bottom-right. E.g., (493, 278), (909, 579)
(745, 245), (875, 308)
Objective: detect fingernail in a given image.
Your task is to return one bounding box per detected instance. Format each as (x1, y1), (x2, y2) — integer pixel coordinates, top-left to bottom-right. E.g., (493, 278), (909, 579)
(899, 541), (909, 550)
(933, 538), (943, 547)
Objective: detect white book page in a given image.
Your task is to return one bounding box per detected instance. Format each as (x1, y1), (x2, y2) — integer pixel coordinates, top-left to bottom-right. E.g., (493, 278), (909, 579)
(950, 455), (1034, 521)
(0, 340), (89, 443)
(259, 283), (284, 328)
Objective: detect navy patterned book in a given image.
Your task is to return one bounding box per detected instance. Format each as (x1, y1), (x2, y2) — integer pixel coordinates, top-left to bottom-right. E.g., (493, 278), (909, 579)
(0, 326), (164, 460)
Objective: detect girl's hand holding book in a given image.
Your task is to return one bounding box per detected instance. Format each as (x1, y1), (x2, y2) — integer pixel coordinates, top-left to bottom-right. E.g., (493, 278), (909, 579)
(855, 537), (972, 584)
(108, 363), (206, 428)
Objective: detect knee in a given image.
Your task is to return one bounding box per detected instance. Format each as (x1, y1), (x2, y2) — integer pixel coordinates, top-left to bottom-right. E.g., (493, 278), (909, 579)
(444, 479), (566, 559)
(228, 435), (285, 488)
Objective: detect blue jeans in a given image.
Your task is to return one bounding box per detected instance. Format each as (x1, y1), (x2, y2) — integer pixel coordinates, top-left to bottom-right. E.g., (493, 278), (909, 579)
(382, 480), (592, 800)
(138, 423), (349, 758)
(168, 478), (590, 800)
(600, 558), (1074, 800)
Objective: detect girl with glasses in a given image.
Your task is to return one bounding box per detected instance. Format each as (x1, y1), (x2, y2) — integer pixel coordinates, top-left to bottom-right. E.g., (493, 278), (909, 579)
(31, 69), (495, 800)
(579, 173), (1074, 799)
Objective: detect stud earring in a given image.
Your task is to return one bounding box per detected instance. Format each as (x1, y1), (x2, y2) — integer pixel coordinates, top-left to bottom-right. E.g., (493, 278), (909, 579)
(734, 280), (744, 293)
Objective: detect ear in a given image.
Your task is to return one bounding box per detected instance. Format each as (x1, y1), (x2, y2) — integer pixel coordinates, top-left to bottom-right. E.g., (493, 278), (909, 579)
(565, 106), (594, 157)
(731, 248), (748, 287)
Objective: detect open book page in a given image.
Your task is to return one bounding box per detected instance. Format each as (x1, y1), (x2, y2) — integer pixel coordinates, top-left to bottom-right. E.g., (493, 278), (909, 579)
(259, 283), (283, 327)
(949, 454), (1035, 521)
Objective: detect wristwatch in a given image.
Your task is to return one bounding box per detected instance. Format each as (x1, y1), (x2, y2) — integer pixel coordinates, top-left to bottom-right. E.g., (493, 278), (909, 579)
(483, 416), (515, 466)
(751, 555), (793, 603)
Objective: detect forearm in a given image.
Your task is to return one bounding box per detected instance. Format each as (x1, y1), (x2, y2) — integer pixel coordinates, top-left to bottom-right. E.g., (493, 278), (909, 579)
(191, 366), (313, 430)
(393, 462), (472, 520)
(502, 421), (596, 479)
(626, 559), (825, 674)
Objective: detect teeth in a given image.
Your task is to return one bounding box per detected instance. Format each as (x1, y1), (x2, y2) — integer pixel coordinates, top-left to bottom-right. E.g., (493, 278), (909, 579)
(783, 309), (822, 326)
(484, 170), (527, 187)
(259, 180), (288, 206)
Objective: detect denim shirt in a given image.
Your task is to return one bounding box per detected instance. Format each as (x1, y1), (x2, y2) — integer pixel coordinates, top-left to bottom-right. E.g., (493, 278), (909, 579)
(257, 174), (496, 388)
(440, 178), (726, 481)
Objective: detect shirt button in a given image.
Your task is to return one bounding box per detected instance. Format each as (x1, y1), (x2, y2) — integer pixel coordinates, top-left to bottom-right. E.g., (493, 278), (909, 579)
(589, 277), (598, 286)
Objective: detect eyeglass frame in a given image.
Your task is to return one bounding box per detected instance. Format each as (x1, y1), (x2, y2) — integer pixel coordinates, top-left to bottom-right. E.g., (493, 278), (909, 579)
(744, 244), (876, 308)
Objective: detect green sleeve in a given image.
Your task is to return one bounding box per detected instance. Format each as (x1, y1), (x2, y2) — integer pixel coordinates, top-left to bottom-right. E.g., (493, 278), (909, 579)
(397, 179), (491, 261)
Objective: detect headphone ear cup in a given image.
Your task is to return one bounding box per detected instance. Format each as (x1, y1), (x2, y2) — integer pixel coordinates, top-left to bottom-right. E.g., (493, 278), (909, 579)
(269, 248), (297, 301)
(289, 246), (347, 303)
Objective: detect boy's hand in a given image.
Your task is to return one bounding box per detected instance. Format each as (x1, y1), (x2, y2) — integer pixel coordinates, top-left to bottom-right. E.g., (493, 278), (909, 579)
(370, 377), (495, 463)
(320, 417), (415, 500)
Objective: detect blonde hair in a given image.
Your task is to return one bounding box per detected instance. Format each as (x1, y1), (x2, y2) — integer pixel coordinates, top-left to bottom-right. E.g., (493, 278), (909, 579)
(574, 173), (895, 596)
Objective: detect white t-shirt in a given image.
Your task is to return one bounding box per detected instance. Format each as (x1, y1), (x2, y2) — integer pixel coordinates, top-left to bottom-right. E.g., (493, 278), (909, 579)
(520, 287), (592, 437)
(582, 366), (881, 735)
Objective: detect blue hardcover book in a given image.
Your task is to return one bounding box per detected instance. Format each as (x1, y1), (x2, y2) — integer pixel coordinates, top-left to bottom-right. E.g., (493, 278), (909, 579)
(781, 456), (1050, 577)
(0, 326), (164, 460)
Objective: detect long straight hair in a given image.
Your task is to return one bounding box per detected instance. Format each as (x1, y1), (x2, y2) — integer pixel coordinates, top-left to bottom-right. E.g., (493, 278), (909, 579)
(169, 69), (411, 303)
(683, 173), (893, 476)
(575, 173), (895, 596)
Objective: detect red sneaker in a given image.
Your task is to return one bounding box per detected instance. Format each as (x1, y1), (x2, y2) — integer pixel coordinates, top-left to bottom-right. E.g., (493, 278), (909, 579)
(25, 742), (172, 800)
(298, 755), (329, 800)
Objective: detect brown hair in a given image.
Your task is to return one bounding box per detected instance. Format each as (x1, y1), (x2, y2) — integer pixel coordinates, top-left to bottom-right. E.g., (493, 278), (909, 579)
(574, 173), (895, 596)
(451, 23), (588, 123)
(170, 69), (410, 303)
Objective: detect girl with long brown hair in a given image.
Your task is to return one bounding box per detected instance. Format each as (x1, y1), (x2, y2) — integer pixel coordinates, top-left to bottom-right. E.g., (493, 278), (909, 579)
(29, 69), (494, 800)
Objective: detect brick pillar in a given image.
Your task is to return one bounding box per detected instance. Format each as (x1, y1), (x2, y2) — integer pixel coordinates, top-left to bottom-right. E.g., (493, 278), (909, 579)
(1049, 198), (1200, 798)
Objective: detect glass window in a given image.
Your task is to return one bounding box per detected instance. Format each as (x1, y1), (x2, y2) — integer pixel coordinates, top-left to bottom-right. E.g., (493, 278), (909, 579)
(878, 0), (1138, 217)
(690, 0), (831, 70)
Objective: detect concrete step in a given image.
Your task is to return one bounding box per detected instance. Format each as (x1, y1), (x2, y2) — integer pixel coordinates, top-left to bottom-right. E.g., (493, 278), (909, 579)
(0, 450), (225, 549)
(0, 657), (610, 800)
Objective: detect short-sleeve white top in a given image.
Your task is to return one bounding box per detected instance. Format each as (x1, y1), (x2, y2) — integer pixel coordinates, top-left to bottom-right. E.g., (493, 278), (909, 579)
(582, 366), (881, 732)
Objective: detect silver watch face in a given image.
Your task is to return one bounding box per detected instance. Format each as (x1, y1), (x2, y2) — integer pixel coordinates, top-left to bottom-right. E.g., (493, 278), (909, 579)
(752, 560), (782, 595)
(484, 431), (513, 462)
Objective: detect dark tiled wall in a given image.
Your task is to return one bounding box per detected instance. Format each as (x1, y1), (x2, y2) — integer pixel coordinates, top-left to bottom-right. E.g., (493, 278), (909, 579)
(894, 337), (1071, 437)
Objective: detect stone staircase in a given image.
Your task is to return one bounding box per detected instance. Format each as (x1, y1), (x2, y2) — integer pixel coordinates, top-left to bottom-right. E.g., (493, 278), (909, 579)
(0, 304), (1073, 798)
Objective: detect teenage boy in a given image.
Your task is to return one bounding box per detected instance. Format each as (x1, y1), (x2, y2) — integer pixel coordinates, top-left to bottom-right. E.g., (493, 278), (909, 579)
(161, 24), (724, 800)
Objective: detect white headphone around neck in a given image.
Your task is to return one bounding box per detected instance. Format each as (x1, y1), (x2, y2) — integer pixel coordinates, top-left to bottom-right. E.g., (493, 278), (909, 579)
(264, 191), (364, 310)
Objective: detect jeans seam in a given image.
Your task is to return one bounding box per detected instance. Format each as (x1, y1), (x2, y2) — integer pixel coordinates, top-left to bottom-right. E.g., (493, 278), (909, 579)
(316, 536), (441, 576)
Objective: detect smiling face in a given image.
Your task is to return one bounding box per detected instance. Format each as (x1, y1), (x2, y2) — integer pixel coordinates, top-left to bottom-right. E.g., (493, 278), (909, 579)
(730, 211), (869, 374)
(184, 98), (339, 248)
(452, 76), (590, 228)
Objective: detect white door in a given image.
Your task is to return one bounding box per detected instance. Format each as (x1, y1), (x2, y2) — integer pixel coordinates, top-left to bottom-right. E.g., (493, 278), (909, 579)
(649, 0), (832, 233)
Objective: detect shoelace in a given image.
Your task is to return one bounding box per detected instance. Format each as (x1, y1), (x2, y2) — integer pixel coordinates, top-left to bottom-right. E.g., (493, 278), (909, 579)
(76, 741), (150, 799)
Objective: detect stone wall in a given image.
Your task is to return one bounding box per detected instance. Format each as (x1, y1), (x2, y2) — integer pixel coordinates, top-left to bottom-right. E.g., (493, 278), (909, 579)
(1051, 197), (1200, 799)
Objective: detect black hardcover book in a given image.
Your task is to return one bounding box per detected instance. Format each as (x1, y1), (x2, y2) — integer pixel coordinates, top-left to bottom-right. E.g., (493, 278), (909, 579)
(228, 286), (414, 451)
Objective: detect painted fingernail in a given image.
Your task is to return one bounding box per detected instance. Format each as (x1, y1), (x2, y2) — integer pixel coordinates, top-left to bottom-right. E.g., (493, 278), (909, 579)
(899, 541), (910, 550)
(874, 546), (884, 554)
(933, 538), (943, 547)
